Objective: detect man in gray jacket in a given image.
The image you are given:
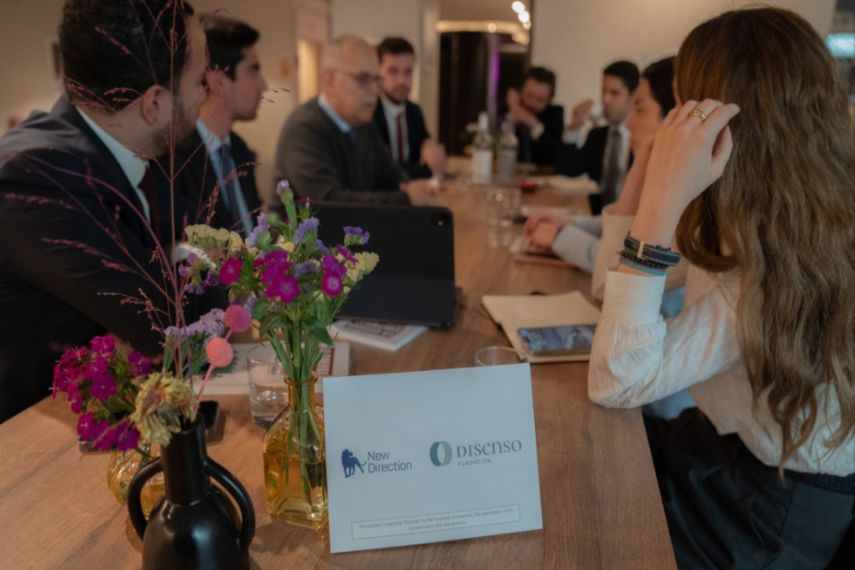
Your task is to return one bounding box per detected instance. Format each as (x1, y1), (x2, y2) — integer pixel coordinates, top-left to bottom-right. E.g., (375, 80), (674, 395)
(273, 35), (442, 204)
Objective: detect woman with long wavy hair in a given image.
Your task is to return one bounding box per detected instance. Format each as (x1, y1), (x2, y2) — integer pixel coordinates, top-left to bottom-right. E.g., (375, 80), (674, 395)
(588, 7), (854, 567)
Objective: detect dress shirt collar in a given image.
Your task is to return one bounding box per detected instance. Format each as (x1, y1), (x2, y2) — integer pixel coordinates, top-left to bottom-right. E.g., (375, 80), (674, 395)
(196, 119), (232, 156)
(76, 106), (147, 189)
(318, 93), (352, 134)
(380, 93), (406, 119)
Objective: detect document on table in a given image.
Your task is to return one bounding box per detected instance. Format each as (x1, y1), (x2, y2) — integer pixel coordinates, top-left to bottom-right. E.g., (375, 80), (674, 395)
(324, 364), (542, 553)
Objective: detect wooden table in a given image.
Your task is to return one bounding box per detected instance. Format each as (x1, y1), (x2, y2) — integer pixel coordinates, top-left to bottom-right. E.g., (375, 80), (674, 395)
(0, 176), (676, 569)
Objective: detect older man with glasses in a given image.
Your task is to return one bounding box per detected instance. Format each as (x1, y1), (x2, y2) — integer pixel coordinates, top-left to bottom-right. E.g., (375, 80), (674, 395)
(272, 35), (443, 205)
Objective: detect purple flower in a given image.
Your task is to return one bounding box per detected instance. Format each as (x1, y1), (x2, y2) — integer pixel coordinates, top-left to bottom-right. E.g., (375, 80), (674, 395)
(266, 275), (299, 303)
(322, 271), (344, 297)
(128, 351), (151, 376)
(68, 390), (83, 414)
(343, 226), (370, 245)
(294, 261), (319, 278)
(93, 421), (117, 451)
(84, 357), (108, 380)
(322, 254), (346, 277)
(90, 336), (115, 356)
(219, 257), (242, 286)
(246, 213), (269, 247)
(315, 239), (329, 254)
(293, 217), (319, 243)
(186, 282), (206, 295)
(90, 373), (117, 402)
(336, 245), (357, 264)
(114, 423), (140, 452)
(77, 412), (96, 440)
(275, 180), (290, 196)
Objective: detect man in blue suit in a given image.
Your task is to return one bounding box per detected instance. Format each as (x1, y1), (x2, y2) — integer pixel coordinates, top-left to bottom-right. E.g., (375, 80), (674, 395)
(373, 37), (446, 180)
(0, 0), (209, 421)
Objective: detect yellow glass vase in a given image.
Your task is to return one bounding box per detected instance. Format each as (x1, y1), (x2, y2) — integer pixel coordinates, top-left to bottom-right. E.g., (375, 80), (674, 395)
(106, 447), (164, 516)
(262, 372), (328, 530)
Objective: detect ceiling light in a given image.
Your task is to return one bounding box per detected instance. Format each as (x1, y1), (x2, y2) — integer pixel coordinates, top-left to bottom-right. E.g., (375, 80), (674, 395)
(518, 11), (530, 24)
(512, 2), (525, 14)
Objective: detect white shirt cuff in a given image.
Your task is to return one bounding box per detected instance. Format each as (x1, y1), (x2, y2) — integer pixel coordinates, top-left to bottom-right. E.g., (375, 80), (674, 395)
(530, 121), (545, 141)
(601, 270), (666, 325)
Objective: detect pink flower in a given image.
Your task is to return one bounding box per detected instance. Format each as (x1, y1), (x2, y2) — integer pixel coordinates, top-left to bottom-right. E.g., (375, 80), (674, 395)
(93, 421), (117, 451)
(128, 351), (151, 376)
(219, 257), (243, 286)
(266, 275), (299, 303)
(206, 337), (234, 368)
(67, 383), (83, 413)
(322, 254), (346, 277)
(84, 357), (108, 380)
(224, 304), (252, 333)
(77, 412), (96, 439)
(322, 272), (343, 297)
(114, 423), (140, 452)
(90, 336), (115, 356)
(90, 373), (117, 402)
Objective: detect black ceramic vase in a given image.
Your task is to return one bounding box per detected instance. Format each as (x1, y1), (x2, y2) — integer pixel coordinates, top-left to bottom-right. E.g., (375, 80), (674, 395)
(127, 420), (255, 570)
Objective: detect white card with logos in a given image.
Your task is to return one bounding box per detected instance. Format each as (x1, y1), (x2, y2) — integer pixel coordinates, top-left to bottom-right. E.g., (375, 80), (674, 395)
(323, 364), (542, 553)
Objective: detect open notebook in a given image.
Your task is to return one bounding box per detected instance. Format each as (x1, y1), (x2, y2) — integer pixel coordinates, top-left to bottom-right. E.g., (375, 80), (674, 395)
(481, 291), (601, 363)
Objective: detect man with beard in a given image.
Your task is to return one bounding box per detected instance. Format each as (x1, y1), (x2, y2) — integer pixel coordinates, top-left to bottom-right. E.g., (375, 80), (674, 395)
(372, 36), (446, 180)
(273, 35), (443, 204)
(164, 14), (266, 236)
(0, 0), (208, 421)
(504, 66), (564, 167)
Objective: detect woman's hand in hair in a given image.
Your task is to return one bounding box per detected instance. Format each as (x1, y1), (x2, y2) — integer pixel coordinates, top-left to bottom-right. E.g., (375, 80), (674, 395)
(627, 99), (740, 248)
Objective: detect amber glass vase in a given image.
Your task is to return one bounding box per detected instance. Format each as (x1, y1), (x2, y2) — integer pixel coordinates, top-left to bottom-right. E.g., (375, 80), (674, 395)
(262, 372), (327, 530)
(107, 446), (164, 516)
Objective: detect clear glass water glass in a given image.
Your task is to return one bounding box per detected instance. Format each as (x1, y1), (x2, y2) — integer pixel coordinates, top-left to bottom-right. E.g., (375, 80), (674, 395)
(486, 186), (522, 247)
(247, 343), (288, 428)
(475, 346), (528, 366)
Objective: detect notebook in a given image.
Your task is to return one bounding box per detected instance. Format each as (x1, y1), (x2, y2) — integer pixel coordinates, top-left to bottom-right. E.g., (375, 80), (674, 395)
(481, 291), (601, 363)
(315, 203), (458, 328)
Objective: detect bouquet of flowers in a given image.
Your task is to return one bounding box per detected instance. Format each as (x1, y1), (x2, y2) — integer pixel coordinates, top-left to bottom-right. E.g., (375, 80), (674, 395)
(181, 183), (378, 527)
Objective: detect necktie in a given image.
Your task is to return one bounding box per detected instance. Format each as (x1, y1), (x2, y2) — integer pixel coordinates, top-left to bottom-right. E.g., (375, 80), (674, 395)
(600, 128), (622, 206)
(219, 144), (244, 233)
(396, 111), (406, 162)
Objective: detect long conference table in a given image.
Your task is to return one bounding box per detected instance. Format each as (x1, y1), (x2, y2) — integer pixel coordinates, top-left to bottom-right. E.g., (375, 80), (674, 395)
(0, 166), (676, 569)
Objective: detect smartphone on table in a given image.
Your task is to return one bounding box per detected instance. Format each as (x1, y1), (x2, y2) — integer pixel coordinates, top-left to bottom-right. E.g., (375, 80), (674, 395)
(517, 324), (597, 357)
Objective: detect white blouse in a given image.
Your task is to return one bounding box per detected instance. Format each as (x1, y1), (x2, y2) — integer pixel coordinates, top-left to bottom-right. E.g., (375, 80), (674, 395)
(588, 211), (855, 477)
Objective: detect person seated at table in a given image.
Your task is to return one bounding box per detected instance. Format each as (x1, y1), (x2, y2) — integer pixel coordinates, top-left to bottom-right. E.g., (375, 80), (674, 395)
(0, 0), (208, 422)
(161, 13), (266, 237)
(524, 58), (675, 276)
(556, 60), (639, 215)
(588, 7), (855, 567)
(272, 35), (443, 205)
(373, 36), (446, 180)
(504, 66), (564, 167)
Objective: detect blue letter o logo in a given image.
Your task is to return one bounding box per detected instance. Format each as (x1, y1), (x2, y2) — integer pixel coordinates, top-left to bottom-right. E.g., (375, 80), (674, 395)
(430, 441), (452, 466)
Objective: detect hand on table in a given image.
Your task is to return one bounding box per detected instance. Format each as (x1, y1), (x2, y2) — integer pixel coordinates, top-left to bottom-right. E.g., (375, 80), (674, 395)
(420, 139), (448, 175)
(402, 177), (448, 206)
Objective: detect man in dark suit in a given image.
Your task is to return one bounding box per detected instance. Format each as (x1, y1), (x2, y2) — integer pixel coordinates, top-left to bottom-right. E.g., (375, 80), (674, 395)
(505, 66), (564, 167)
(0, 0), (208, 421)
(373, 37), (446, 180)
(164, 14), (265, 237)
(273, 35), (444, 205)
(557, 60), (639, 215)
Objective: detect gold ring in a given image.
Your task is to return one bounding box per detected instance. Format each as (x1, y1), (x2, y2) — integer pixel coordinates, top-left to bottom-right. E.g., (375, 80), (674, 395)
(690, 108), (708, 122)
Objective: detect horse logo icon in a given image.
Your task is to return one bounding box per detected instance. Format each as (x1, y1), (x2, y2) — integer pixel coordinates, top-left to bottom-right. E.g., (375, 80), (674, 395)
(341, 449), (365, 478)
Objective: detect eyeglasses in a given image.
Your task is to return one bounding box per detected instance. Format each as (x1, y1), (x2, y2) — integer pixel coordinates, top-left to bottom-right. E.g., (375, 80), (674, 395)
(334, 70), (383, 90)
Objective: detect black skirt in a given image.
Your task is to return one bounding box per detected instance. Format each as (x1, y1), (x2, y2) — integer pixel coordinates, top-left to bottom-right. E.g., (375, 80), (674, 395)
(643, 408), (855, 569)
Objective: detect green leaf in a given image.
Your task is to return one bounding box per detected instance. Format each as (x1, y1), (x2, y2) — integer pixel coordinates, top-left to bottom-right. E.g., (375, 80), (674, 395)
(307, 321), (334, 346)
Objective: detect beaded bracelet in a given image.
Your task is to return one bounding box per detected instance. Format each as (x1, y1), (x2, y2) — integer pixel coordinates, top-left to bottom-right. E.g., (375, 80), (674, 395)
(618, 256), (666, 276)
(623, 233), (681, 267)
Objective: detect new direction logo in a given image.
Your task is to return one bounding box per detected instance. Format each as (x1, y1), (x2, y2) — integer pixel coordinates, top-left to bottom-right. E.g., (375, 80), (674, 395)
(340, 449), (414, 478)
(430, 440), (523, 467)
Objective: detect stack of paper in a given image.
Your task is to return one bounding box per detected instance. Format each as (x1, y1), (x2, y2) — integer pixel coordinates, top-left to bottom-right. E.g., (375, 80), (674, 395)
(199, 341), (351, 395)
(481, 291), (600, 363)
(330, 320), (427, 352)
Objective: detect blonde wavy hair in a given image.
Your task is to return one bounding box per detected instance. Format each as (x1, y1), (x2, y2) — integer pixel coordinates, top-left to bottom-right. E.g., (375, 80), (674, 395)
(675, 7), (855, 468)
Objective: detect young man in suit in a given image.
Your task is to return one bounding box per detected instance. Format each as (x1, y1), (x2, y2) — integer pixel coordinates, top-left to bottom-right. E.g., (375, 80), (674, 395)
(164, 14), (266, 237)
(505, 66), (564, 167)
(272, 35), (444, 204)
(0, 0), (208, 421)
(373, 37), (446, 180)
(557, 60), (639, 215)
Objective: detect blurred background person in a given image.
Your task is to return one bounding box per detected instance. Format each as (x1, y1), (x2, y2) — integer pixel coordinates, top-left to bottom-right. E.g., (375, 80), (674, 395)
(505, 66), (564, 167)
(373, 36), (446, 180)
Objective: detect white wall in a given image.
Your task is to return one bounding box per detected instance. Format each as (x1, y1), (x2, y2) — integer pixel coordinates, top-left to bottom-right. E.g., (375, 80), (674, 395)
(531, 0), (837, 112)
(330, 0), (439, 134)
